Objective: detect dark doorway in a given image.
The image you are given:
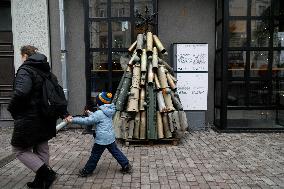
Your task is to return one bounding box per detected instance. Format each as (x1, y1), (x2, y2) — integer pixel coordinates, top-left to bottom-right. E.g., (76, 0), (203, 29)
(0, 0), (14, 122)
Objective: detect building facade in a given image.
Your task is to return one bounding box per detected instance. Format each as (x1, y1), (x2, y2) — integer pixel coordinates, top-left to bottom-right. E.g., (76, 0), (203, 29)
(0, 0), (283, 131)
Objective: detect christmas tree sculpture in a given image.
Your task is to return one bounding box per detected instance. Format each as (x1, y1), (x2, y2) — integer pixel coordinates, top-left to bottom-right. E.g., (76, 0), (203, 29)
(112, 7), (188, 143)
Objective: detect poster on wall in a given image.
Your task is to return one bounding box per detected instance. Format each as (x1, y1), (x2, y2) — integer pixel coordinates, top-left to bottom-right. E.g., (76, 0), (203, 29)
(176, 73), (208, 110)
(176, 44), (208, 71)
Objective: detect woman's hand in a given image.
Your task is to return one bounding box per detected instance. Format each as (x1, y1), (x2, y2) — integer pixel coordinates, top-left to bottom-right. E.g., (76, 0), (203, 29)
(64, 115), (73, 123)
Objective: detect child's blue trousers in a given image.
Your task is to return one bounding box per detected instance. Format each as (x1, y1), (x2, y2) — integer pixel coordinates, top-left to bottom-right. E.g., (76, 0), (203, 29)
(84, 139), (129, 173)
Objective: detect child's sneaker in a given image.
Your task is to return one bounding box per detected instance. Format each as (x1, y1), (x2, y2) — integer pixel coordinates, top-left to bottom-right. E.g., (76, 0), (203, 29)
(120, 164), (132, 174)
(78, 169), (92, 177)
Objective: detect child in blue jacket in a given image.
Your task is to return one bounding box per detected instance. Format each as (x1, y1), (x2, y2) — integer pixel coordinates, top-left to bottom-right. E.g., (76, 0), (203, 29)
(66, 92), (132, 177)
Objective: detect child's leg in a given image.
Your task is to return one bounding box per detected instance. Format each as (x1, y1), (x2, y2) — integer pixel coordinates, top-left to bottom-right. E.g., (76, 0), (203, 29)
(106, 142), (129, 168)
(83, 143), (106, 173)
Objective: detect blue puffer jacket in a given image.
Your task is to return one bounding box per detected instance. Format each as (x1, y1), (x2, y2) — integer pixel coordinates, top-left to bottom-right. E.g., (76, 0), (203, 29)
(72, 104), (116, 145)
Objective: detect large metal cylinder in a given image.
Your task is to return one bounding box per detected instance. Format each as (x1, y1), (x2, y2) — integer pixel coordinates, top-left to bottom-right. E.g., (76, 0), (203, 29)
(141, 49), (147, 72)
(166, 73), (176, 90)
(152, 47), (158, 69)
(168, 112), (174, 132)
(157, 91), (166, 112)
(136, 34), (144, 55)
(172, 111), (181, 130)
(158, 58), (174, 73)
(128, 120), (135, 139)
(162, 88), (175, 111)
(141, 72), (146, 86)
(147, 62), (154, 84)
(162, 113), (172, 138)
(121, 115), (129, 139)
(116, 71), (132, 111)
(157, 65), (169, 88)
(128, 51), (140, 66)
(113, 111), (122, 138)
(112, 71), (125, 104)
(154, 74), (161, 89)
(146, 84), (157, 140)
(140, 111), (146, 139)
(153, 35), (167, 54)
(179, 111), (189, 131)
(168, 74), (177, 82)
(139, 87), (146, 110)
(171, 92), (183, 110)
(133, 112), (140, 138)
(146, 32), (153, 55)
(157, 112), (164, 139)
(127, 64), (141, 112)
(128, 40), (137, 52)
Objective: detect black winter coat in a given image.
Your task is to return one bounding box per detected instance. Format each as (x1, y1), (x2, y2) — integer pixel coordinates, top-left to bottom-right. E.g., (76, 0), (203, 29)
(8, 53), (67, 148)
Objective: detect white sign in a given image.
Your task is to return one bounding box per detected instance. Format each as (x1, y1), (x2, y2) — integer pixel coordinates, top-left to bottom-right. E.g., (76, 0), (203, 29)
(176, 73), (208, 110)
(176, 44), (208, 71)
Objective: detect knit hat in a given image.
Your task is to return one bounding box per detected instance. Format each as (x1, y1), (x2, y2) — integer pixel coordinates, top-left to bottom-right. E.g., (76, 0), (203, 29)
(96, 92), (112, 106)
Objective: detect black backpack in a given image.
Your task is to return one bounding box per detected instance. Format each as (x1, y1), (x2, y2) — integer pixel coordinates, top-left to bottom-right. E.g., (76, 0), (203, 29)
(22, 66), (68, 118)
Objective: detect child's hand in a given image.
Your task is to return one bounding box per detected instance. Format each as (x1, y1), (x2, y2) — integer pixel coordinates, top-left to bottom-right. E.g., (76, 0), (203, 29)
(65, 115), (73, 123)
(85, 110), (92, 115)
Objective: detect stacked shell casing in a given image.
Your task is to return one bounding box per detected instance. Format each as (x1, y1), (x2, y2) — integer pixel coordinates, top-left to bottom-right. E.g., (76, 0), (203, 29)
(112, 32), (188, 141)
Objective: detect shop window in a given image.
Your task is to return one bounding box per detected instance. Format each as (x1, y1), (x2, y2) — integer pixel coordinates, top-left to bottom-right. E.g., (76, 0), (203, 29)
(88, 0), (156, 96)
(111, 21), (131, 48)
(89, 0), (107, 18)
(111, 0), (130, 17)
(250, 51), (269, 78)
(227, 110), (283, 128)
(273, 20), (284, 47)
(229, 21), (247, 47)
(251, 20), (270, 47)
(228, 51), (246, 78)
(215, 0), (284, 130)
(248, 81), (271, 105)
(228, 81), (246, 106)
(272, 50), (284, 77)
(229, 0), (247, 16)
(90, 21), (108, 48)
(251, 0), (271, 17)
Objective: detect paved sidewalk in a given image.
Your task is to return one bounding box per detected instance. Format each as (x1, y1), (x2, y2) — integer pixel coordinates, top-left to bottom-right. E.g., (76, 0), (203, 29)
(0, 127), (14, 168)
(0, 129), (283, 189)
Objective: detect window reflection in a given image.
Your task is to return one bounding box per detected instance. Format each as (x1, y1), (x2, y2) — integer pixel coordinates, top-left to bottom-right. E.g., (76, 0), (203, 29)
(229, 21), (247, 47)
(89, 0), (107, 18)
(251, 20), (269, 47)
(249, 81), (270, 105)
(91, 52), (108, 71)
(90, 22), (108, 48)
(228, 81), (246, 106)
(112, 52), (130, 71)
(272, 81), (284, 106)
(134, 0), (153, 15)
(273, 0), (284, 17)
(250, 51), (269, 77)
(228, 51), (246, 78)
(112, 21), (131, 48)
(273, 51), (284, 77)
(273, 20), (284, 47)
(227, 110), (283, 128)
(229, 0), (247, 16)
(251, 0), (271, 17)
(111, 0), (130, 17)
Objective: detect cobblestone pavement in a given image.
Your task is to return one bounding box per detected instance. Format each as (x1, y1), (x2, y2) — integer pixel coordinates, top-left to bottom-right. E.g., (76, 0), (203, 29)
(0, 127), (13, 167)
(0, 129), (283, 189)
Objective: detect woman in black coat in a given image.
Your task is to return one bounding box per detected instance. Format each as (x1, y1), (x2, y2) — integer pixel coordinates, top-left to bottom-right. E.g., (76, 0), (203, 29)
(8, 45), (69, 189)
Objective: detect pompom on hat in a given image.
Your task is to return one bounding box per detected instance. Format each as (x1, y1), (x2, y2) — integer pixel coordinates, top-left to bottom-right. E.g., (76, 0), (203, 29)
(96, 92), (112, 106)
